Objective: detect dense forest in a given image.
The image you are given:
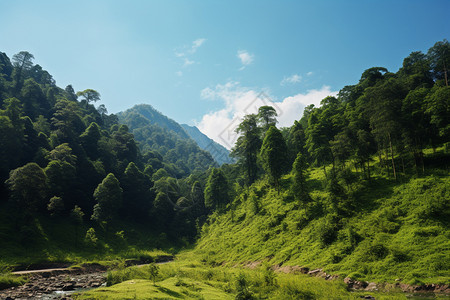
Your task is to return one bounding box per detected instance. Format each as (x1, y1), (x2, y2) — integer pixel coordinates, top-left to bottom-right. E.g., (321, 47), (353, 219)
(0, 40), (449, 296)
(0, 51), (217, 259)
(118, 104), (218, 176)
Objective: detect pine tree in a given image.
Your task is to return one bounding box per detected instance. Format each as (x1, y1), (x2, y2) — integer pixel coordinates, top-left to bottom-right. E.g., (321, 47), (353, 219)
(260, 126), (288, 190)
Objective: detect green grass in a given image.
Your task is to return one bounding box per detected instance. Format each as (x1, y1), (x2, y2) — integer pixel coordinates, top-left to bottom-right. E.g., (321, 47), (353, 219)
(195, 161), (450, 285)
(77, 278), (233, 300)
(75, 252), (420, 299)
(0, 274), (26, 290)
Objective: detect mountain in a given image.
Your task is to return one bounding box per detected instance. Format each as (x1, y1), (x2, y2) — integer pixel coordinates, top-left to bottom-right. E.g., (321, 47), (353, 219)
(117, 104), (218, 175)
(181, 124), (233, 165)
(0, 51), (216, 268)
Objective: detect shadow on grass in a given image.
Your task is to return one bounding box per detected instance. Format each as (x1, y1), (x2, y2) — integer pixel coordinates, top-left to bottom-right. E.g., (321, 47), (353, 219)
(352, 176), (396, 212)
(156, 285), (183, 298)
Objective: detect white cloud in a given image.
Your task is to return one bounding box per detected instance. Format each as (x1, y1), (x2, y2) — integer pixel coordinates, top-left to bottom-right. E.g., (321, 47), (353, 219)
(175, 71), (183, 76)
(183, 58), (194, 67)
(276, 86), (337, 127)
(306, 71), (313, 76)
(196, 83), (337, 149)
(237, 50), (254, 69)
(281, 74), (302, 85)
(175, 38), (206, 68)
(191, 38), (206, 53)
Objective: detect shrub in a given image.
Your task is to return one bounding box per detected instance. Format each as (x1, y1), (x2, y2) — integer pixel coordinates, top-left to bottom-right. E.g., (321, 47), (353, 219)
(366, 243), (388, 261)
(316, 214), (340, 246)
(47, 196), (64, 216)
(235, 273), (254, 300)
(84, 227), (98, 247)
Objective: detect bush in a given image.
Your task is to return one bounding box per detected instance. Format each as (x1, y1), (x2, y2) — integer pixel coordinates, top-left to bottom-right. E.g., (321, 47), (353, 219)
(365, 243), (388, 261)
(316, 214), (340, 246)
(47, 196), (64, 216)
(275, 280), (315, 300)
(235, 273), (254, 300)
(84, 227), (98, 247)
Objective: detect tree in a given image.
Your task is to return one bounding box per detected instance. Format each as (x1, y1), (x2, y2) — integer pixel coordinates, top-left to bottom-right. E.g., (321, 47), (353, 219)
(71, 205), (84, 245)
(330, 130), (353, 169)
(20, 78), (48, 118)
(190, 180), (205, 217)
(0, 114), (23, 183)
(425, 86), (450, 140)
(65, 85), (78, 101)
(11, 51), (34, 92)
(204, 168), (229, 210)
(427, 39), (450, 86)
(257, 105), (277, 132)
(76, 89), (101, 105)
(287, 120), (306, 165)
(121, 162), (153, 220)
(46, 143), (77, 165)
(47, 196), (64, 216)
(305, 111), (333, 177)
(80, 122), (101, 159)
(12, 51), (34, 71)
(231, 114), (261, 185)
(51, 99), (85, 142)
(355, 130), (376, 179)
(45, 160), (76, 198)
(71, 205), (84, 224)
(91, 173), (123, 223)
(260, 126), (288, 190)
(292, 152), (310, 204)
(364, 78), (407, 180)
(148, 263), (160, 285)
(6, 162), (48, 212)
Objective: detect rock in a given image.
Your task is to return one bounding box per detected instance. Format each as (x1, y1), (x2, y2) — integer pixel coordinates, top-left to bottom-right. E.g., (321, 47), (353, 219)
(62, 282), (75, 291)
(344, 277), (353, 284)
(365, 282), (378, 291)
(307, 268), (323, 275)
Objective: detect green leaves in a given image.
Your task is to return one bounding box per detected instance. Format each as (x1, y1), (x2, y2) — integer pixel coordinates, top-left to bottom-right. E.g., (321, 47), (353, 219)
(260, 126), (288, 189)
(204, 168), (229, 210)
(92, 173), (123, 222)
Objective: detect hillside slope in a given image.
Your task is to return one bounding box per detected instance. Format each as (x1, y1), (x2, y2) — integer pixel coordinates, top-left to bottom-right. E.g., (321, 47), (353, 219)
(118, 104), (217, 175)
(181, 123), (233, 165)
(196, 163), (450, 285)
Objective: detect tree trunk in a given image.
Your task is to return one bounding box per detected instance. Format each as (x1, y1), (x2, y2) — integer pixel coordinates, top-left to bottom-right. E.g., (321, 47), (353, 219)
(384, 149), (390, 178)
(323, 165), (327, 178)
(367, 159), (371, 180)
(420, 149), (425, 174)
(444, 61), (448, 87)
(388, 133), (397, 180)
(401, 156), (405, 176)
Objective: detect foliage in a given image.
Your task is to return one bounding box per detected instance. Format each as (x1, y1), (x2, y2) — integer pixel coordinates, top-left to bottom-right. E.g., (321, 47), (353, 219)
(92, 173), (123, 223)
(204, 168), (229, 210)
(260, 126), (288, 189)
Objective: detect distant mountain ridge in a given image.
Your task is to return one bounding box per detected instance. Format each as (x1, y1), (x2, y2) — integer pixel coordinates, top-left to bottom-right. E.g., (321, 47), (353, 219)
(117, 104), (230, 167)
(181, 124), (233, 165)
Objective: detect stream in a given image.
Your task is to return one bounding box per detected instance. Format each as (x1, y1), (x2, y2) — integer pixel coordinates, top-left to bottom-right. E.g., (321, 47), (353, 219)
(0, 258), (174, 299)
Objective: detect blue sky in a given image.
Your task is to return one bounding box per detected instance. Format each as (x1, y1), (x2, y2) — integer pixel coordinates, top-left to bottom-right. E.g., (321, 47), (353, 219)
(1, 0), (448, 148)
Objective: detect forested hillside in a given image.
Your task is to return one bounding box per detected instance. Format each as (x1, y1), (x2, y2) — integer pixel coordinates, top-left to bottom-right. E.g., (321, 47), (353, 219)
(196, 40), (450, 285)
(0, 52), (213, 262)
(181, 123), (233, 165)
(0, 40), (449, 297)
(118, 104), (217, 176)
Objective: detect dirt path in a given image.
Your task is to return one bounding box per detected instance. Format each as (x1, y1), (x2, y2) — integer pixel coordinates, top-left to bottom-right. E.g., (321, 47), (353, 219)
(12, 268), (70, 275)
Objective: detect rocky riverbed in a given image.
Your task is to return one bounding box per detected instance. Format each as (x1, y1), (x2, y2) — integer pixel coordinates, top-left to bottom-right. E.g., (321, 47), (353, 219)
(0, 264), (107, 299)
